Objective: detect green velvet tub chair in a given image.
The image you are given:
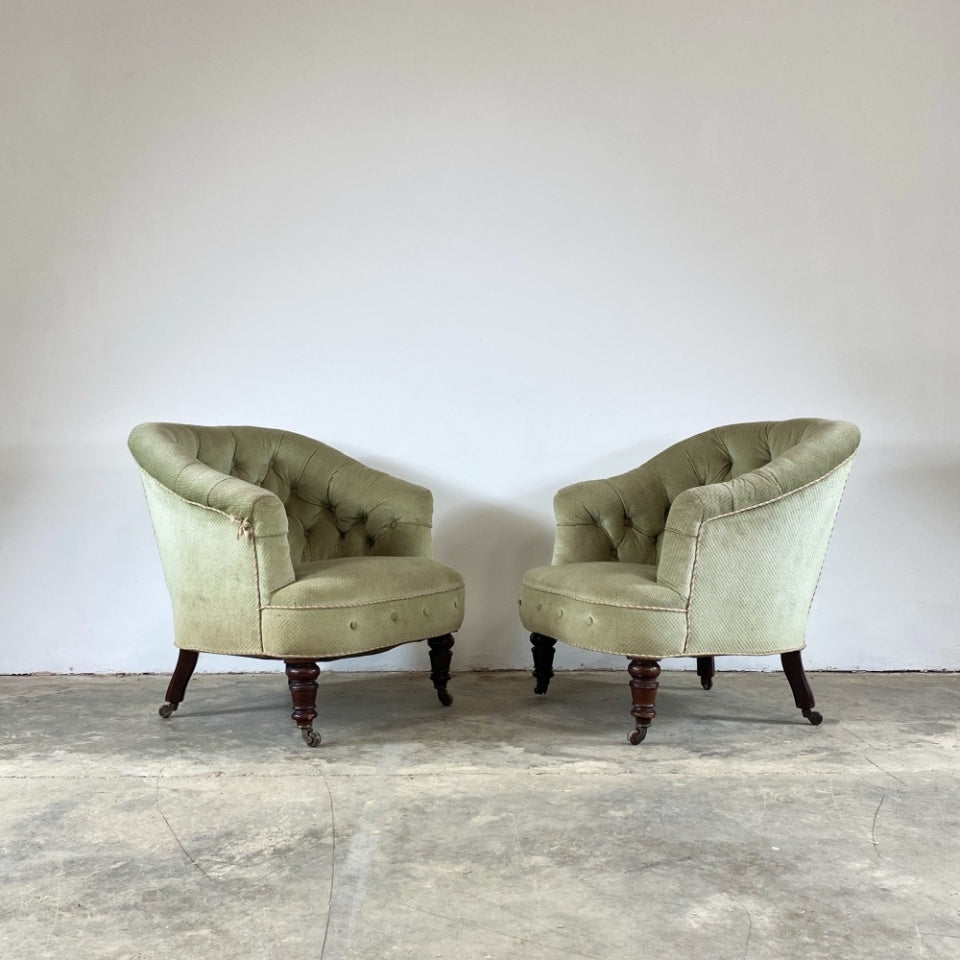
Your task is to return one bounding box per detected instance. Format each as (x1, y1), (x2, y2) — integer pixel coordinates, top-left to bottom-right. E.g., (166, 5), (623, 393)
(129, 423), (465, 747)
(519, 418), (859, 744)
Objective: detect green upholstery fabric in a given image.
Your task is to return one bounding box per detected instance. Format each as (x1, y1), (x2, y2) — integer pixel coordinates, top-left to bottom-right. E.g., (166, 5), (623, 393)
(263, 557), (463, 658)
(129, 423), (464, 658)
(520, 419), (859, 659)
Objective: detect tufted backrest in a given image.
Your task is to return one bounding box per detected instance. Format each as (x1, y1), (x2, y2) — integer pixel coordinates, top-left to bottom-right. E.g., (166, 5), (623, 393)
(552, 419), (860, 567)
(129, 423), (434, 566)
(549, 419), (859, 655)
(129, 423), (436, 657)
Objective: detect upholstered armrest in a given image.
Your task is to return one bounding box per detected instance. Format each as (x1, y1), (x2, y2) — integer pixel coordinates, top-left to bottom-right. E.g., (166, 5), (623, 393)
(130, 459), (300, 658)
(657, 452), (857, 598)
(130, 423), (297, 614)
(665, 470), (782, 533)
(665, 447), (858, 534)
(129, 423), (289, 539)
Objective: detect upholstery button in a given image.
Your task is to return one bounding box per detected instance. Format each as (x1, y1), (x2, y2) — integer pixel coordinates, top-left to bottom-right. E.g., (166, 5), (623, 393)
(537, 603), (543, 611)
(586, 616), (594, 625)
(557, 608), (564, 618)
(389, 519), (398, 529)
(623, 516), (632, 527)
(366, 537), (375, 547)
(423, 608), (431, 617)
(349, 621), (358, 630)
(453, 599), (458, 609)
(390, 612), (399, 622)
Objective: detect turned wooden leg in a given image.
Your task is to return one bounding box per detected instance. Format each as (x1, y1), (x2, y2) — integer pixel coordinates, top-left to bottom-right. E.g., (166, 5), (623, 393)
(285, 660), (321, 747)
(427, 635), (455, 706)
(531, 633), (557, 695)
(158, 649), (199, 718)
(627, 658), (661, 744)
(781, 650), (823, 726)
(696, 655), (715, 691)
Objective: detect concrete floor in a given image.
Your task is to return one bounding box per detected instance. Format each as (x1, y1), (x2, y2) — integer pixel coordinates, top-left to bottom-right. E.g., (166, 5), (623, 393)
(1, 669), (958, 960)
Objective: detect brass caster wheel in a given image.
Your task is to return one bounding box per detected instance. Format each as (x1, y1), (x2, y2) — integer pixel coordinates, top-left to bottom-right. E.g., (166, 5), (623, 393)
(701, 678), (713, 691)
(802, 708), (823, 726)
(628, 726), (648, 745)
(436, 689), (453, 707)
(301, 727), (321, 747)
(158, 702), (177, 719)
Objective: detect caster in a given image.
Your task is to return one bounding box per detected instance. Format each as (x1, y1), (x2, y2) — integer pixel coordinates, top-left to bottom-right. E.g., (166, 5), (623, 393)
(700, 678), (713, 691)
(301, 727), (321, 747)
(628, 726), (648, 745)
(802, 708), (823, 726)
(158, 702), (177, 719)
(436, 689), (453, 707)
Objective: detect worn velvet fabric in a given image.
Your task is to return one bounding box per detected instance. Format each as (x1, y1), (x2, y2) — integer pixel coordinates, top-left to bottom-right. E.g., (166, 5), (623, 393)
(129, 423), (464, 658)
(520, 419), (859, 659)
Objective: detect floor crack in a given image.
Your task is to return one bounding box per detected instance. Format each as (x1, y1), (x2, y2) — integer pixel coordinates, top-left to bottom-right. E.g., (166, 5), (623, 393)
(154, 770), (213, 881)
(317, 769), (337, 960)
(736, 899), (754, 960)
(870, 791), (885, 857)
(865, 756), (907, 785)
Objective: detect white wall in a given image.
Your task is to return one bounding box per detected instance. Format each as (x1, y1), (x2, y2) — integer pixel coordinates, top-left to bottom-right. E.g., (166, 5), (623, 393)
(2, 1), (957, 675)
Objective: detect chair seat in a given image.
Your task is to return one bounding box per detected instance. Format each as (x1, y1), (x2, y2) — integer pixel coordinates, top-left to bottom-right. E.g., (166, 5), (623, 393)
(520, 562), (686, 658)
(262, 556), (465, 658)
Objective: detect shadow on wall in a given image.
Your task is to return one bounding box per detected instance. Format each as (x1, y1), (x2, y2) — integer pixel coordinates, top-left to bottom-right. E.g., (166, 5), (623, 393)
(319, 450), (558, 672)
(350, 440), (674, 674)
(431, 500), (555, 670)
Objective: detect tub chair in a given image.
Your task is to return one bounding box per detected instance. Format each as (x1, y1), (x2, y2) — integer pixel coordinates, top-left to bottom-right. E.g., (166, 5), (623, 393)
(129, 423), (465, 747)
(519, 419), (859, 744)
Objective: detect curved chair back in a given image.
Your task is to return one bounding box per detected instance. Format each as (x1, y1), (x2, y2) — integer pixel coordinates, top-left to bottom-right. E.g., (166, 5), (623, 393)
(552, 419), (859, 656)
(128, 423), (434, 656)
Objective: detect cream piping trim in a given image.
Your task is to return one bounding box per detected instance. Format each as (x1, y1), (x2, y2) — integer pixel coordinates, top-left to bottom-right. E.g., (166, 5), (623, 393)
(524, 584), (683, 612)
(267, 583), (462, 611)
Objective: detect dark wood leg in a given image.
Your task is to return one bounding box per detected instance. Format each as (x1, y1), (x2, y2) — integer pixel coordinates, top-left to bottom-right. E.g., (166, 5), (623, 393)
(158, 649), (199, 718)
(781, 650), (823, 726)
(627, 658), (661, 744)
(696, 656), (715, 691)
(531, 633), (557, 695)
(427, 634), (455, 706)
(285, 660), (321, 746)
